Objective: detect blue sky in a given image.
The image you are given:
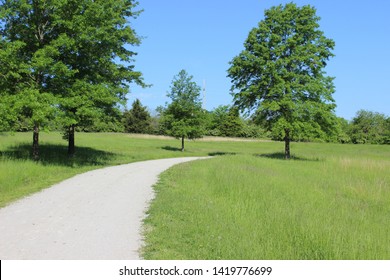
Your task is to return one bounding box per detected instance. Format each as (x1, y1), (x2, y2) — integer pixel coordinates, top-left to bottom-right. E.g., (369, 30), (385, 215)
(129, 0), (390, 120)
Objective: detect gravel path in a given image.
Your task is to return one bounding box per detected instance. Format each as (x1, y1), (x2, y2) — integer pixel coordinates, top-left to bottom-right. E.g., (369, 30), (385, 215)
(0, 157), (209, 260)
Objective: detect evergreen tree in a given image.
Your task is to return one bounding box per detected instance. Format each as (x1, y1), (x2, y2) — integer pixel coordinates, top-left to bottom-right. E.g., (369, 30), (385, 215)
(123, 99), (151, 133)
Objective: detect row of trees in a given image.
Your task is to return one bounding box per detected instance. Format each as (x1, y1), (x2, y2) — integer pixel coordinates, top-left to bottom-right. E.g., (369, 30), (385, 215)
(122, 98), (390, 146)
(120, 67), (389, 147)
(1, 2), (389, 159)
(5, 65), (389, 148)
(122, 70), (256, 151)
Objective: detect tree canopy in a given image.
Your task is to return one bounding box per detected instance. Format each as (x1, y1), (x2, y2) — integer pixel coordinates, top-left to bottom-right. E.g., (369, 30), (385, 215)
(0, 0), (144, 158)
(160, 70), (205, 151)
(207, 105), (245, 137)
(228, 3), (337, 158)
(349, 110), (389, 144)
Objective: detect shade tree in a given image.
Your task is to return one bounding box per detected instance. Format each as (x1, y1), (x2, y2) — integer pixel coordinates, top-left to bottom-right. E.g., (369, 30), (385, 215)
(228, 3), (337, 158)
(0, 0), (145, 158)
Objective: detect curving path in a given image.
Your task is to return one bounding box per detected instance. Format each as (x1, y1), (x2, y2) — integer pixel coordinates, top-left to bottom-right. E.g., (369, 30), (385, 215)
(0, 157), (210, 260)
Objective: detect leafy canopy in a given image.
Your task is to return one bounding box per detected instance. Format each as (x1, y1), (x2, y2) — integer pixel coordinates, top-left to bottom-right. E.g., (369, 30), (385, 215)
(0, 0), (145, 154)
(0, 0), (61, 130)
(349, 110), (389, 144)
(161, 70), (205, 140)
(49, 0), (145, 133)
(207, 105), (245, 137)
(228, 3), (337, 144)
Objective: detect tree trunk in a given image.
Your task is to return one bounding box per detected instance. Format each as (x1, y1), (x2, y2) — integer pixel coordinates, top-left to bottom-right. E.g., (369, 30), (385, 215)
(68, 124), (75, 157)
(32, 123), (39, 161)
(181, 136), (185, 152)
(284, 128), (291, 160)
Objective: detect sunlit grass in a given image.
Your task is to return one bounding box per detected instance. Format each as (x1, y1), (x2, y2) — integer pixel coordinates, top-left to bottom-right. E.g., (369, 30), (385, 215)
(143, 150), (390, 260)
(0, 132), (273, 207)
(1, 132), (389, 259)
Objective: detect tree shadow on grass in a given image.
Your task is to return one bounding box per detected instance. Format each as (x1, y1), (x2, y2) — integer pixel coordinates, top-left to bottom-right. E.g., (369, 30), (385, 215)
(208, 152), (237, 156)
(161, 146), (182, 152)
(1, 144), (116, 167)
(255, 152), (322, 162)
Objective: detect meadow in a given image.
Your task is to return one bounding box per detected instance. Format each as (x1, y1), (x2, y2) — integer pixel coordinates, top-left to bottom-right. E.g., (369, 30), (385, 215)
(1, 132), (389, 259)
(141, 140), (390, 259)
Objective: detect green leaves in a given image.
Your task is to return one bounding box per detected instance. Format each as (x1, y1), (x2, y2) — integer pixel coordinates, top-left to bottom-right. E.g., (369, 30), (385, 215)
(160, 70), (205, 143)
(349, 110), (390, 144)
(228, 3), (337, 147)
(123, 99), (151, 133)
(1, 0), (144, 156)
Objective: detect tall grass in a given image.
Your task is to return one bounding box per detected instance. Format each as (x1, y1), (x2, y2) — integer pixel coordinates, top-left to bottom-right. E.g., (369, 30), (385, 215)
(143, 149), (390, 259)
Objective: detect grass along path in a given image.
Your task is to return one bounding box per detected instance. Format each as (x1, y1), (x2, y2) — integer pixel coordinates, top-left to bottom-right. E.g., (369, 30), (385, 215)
(1, 132), (389, 259)
(143, 152), (390, 259)
(0, 132), (274, 207)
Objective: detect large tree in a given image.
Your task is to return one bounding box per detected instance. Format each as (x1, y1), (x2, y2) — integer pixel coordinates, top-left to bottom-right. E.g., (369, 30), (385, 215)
(0, 0), (144, 158)
(1, 0), (62, 159)
(160, 70), (205, 152)
(228, 3), (337, 159)
(55, 0), (145, 156)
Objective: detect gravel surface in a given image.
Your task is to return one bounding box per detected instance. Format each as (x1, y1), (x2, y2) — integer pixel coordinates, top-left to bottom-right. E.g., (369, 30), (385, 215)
(0, 157), (209, 260)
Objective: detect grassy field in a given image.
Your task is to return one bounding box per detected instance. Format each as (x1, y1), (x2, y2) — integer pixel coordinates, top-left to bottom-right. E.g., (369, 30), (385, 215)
(143, 144), (390, 260)
(1, 132), (389, 259)
(0, 132), (273, 207)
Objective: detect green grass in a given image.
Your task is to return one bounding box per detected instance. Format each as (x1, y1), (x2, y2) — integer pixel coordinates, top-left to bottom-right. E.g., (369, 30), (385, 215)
(143, 146), (390, 260)
(1, 132), (390, 259)
(0, 132), (273, 207)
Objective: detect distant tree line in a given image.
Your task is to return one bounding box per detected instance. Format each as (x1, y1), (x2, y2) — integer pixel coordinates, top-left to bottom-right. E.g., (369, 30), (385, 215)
(4, 91), (390, 146)
(91, 97), (390, 146)
(340, 110), (390, 144)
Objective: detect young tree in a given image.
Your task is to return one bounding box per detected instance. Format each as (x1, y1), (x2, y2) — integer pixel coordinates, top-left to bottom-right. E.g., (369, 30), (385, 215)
(228, 3), (337, 159)
(160, 70), (205, 151)
(123, 99), (151, 133)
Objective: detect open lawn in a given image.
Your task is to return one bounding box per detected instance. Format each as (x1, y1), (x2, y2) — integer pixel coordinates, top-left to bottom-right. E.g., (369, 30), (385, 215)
(1, 132), (389, 259)
(142, 143), (390, 259)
